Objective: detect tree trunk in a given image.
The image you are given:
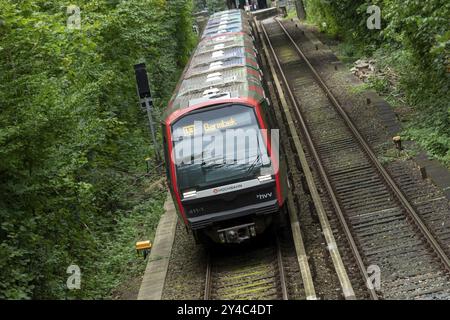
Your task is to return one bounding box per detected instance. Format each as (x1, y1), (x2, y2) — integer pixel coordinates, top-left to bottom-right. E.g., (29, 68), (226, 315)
(295, 0), (306, 20)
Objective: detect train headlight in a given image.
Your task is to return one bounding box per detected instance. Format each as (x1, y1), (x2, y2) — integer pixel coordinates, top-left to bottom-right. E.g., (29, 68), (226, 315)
(257, 174), (272, 183)
(183, 190), (197, 199)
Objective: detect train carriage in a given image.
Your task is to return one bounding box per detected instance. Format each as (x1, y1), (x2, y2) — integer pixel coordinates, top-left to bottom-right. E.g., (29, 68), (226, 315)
(186, 33), (258, 79)
(162, 9), (288, 244)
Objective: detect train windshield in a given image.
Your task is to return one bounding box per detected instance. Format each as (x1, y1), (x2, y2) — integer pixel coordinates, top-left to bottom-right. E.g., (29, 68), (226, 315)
(171, 104), (271, 192)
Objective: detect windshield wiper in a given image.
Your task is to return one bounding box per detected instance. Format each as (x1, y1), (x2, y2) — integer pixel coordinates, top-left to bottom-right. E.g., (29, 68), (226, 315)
(201, 162), (226, 170)
(201, 155), (228, 169)
(242, 153), (261, 179)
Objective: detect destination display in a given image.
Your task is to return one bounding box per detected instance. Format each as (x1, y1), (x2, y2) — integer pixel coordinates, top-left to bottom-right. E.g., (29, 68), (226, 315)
(173, 109), (253, 139)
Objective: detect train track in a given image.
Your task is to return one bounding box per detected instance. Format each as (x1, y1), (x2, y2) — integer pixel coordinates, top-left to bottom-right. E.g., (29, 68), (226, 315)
(204, 235), (288, 300)
(261, 18), (450, 299)
(253, 17), (356, 300)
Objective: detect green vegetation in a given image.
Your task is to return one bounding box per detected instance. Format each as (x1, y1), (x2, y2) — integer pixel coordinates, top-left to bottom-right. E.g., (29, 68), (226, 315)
(0, 0), (195, 299)
(304, 0), (450, 167)
(285, 7), (298, 21)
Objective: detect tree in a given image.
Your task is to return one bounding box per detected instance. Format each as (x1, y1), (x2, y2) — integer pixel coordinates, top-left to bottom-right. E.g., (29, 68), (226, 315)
(0, 0), (195, 299)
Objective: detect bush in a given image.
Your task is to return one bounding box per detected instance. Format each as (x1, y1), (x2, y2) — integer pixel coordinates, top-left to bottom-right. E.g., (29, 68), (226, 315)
(0, 0), (194, 299)
(304, 0), (450, 166)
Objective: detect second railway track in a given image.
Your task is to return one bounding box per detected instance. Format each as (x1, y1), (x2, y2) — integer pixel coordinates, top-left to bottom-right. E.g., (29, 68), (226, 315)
(261, 18), (450, 299)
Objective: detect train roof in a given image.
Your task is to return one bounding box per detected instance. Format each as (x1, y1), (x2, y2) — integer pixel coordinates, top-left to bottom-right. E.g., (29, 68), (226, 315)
(177, 66), (262, 97)
(165, 80), (265, 124)
(196, 33), (254, 55)
(206, 13), (243, 26)
(190, 46), (256, 69)
(205, 11), (246, 27)
(183, 55), (259, 79)
(163, 10), (264, 124)
(202, 11), (251, 39)
(210, 9), (242, 18)
(187, 29), (258, 79)
(202, 22), (252, 39)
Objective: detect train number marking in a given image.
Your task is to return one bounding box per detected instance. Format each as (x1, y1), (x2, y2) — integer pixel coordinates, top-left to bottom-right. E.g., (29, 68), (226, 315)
(256, 192), (272, 200)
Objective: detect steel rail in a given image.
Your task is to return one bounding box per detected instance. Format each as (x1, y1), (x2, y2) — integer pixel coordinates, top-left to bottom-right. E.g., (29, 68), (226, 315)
(276, 235), (289, 300)
(255, 17), (354, 300)
(260, 20), (379, 300)
(274, 18), (450, 273)
(203, 240), (288, 300)
(204, 253), (212, 300)
(254, 17), (317, 300)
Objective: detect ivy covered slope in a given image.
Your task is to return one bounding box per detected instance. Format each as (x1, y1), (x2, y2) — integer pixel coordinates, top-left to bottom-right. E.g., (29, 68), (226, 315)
(0, 0), (195, 299)
(304, 0), (449, 166)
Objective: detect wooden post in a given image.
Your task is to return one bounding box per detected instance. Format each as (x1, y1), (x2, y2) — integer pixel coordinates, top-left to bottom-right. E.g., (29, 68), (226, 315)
(295, 0), (306, 20)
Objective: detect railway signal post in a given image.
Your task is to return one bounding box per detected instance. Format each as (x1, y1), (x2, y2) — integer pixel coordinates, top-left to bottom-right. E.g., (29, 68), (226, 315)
(134, 63), (161, 163)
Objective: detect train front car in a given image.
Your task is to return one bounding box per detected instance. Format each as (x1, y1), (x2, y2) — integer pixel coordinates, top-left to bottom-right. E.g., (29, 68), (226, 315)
(162, 10), (288, 244)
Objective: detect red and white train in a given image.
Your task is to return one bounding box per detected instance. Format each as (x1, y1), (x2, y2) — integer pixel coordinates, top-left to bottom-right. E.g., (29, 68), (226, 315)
(162, 9), (288, 244)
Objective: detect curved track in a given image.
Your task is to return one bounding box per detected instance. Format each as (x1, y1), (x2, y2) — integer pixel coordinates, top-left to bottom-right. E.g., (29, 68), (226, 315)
(262, 18), (450, 299)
